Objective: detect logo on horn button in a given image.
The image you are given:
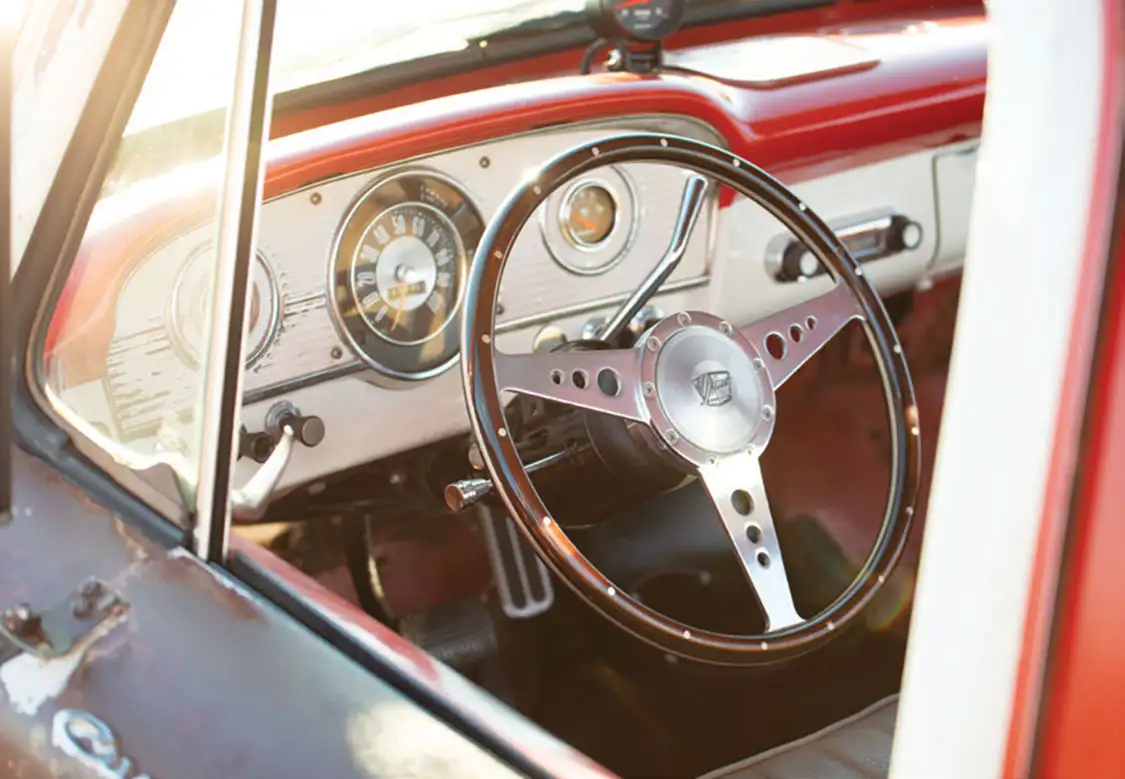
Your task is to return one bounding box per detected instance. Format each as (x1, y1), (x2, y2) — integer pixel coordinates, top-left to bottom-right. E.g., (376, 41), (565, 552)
(692, 370), (733, 407)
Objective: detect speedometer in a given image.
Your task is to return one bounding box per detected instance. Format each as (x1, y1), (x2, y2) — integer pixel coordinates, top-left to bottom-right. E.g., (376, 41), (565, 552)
(349, 202), (463, 346)
(330, 171), (484, 381)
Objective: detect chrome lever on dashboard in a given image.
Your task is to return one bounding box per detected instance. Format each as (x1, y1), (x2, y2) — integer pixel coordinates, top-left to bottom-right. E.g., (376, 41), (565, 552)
(445, 447), (583, 512)
(232, 424), (296, 522)
(598, 173), (710, 343)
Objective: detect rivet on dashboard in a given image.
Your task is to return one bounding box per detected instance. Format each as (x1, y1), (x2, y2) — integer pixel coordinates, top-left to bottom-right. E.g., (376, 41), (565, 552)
(533, 186), (542, 196)
(827, 620), (836, 631)
(479, 156), (491, 169)
(732, 158), (741, 168)
(720, 321), (733, 335)
(893, 344), (902, 355)
(493, 250), (503, 259)
(676, 311), (691, 327)
(664, 429), (680, 444)
(762, 406), (774, 421)
(542, 516), (553, 527)
(643, 382), (656, 397)
(592, 147), (601, 156)
(646, 336), (661, 352)
(330, 346), (343, 360)
(660, 138), (669, 147)
(310, 192), (322, 205)
(481, 334), (491, 344)
(761, 642), (768, 650)
(855, 267), (865, 277)
(906, 506), (915, 517)
(752, 357), (765, 371)
(498, 427), (508, 438)
(683, 629), (692, 639)
(607, 586), (616, 597)
(798, 202), (808, 212)
(910, 426), (920, 436)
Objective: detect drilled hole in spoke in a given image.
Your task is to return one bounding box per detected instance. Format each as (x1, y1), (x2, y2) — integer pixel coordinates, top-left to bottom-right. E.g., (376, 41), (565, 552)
(806, 316), (818, 331)
(550, 369), (565, 386)
(745, 524), (762, 543)
(765, 332), (787, 360)
(596, 368), (620, 397)
(756, 550), (771, 568)
(572, 370), (589, 390)
(789, 324), (804, 343)
(732, 490), (754, 516)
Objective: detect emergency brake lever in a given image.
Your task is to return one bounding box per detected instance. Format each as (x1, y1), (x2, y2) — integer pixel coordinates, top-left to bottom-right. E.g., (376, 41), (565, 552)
(232, 424), (295, 522)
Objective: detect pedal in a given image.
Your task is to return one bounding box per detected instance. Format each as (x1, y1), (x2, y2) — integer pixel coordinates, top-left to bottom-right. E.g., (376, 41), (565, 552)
(478, 505), (554, 619)
(397, 596), (498, 671)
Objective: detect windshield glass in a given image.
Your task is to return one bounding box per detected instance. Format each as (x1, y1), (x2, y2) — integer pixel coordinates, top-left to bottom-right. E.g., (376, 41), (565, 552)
(125, 0), (773, 134)
(126, 0), (584, 134)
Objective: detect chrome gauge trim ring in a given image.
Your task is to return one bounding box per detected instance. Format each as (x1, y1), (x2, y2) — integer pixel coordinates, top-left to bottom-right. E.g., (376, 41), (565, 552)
(327, 168), (483, 382)
(167, 244), (282, 370)
(536, 165), (638, 276)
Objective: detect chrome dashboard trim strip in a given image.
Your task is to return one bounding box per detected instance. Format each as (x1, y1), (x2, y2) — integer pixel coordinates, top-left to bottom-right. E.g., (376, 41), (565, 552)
(494, 274), (710, 333)
(241, 275), (709, 405)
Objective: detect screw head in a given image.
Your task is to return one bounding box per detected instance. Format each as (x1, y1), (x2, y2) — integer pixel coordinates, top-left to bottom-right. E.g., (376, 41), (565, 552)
(752, 357), (765, 371)
(664, 429), (680, 444)
(643, 382), (656, 397)
(720, 322), (734, 335)
(646, 336), (661, 352)
(676, 312), (692, 328)
(762, 405), (774, 421)
(309, 192), (322, 205)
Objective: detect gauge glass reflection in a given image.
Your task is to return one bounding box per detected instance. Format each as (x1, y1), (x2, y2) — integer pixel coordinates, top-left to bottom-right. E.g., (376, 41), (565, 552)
(560, 182), (618, 249)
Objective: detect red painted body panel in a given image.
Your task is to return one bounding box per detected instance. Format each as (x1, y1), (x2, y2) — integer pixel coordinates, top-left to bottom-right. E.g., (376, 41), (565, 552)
(1003, 0), (1125, 774)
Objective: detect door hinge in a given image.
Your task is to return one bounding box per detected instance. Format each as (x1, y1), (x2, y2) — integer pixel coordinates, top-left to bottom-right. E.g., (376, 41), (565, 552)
(0, 578), (127, 664)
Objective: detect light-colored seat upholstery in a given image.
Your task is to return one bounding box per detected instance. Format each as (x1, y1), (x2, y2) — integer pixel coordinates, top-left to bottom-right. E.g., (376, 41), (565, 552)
(699, 694), (898, 779)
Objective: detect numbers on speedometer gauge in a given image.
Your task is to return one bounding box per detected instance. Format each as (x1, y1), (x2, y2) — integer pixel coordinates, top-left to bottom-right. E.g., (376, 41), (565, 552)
(330, 171), (484, 381)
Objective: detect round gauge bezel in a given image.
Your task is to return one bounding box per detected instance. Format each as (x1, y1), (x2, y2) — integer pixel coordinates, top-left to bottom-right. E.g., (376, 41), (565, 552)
(558, 179), (621, 250)
(328, 169), (484, 381)
(346, 200), (468, 348)
(167, 245), (281, 370)
(537, 167), (638, 276)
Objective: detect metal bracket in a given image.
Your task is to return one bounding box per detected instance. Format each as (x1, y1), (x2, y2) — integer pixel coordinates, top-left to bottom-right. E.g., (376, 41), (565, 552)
(0, 579), (127, 663)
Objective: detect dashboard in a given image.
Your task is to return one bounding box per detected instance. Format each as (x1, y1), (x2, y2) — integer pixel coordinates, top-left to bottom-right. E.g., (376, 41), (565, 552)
(47, 10), (986, 501)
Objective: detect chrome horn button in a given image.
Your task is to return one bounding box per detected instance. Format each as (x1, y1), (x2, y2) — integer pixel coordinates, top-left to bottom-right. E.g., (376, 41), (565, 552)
(639, 310), (777, 466)
(656, 327), (762, 453)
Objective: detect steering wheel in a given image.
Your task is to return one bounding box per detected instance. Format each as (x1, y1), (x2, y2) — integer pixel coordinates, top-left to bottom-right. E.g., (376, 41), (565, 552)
(460, 134), (920, 666)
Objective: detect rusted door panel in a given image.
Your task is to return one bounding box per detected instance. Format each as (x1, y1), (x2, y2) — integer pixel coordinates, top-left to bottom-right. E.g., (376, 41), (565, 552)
(0, 449), (524, 779)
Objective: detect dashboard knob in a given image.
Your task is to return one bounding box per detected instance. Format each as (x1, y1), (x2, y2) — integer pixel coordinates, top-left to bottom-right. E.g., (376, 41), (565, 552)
(264, 401), (325, 448)
(533, 325), (568, 354)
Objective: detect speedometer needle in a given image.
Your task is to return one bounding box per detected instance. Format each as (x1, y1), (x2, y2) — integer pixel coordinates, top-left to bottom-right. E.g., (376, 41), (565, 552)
(392, 283), (408, 330)
(573, 213), (599, 232)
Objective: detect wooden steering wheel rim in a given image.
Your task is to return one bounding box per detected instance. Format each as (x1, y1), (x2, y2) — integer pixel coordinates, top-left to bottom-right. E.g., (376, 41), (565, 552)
(461, 133), (921, 666)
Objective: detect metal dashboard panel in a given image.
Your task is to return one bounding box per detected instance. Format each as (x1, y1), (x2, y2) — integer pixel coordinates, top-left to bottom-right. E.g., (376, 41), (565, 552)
(249, 115), (723, 397)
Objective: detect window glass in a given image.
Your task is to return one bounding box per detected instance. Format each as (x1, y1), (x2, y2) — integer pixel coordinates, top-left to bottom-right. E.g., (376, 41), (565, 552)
(40, 0), (244, 503)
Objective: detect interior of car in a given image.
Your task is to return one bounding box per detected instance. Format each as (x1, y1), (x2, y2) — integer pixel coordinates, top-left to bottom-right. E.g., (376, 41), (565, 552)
(34, 0), (986, 776)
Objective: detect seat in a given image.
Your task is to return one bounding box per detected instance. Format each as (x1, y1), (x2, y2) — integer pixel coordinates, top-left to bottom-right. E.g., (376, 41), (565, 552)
(699, 694), (898, 779)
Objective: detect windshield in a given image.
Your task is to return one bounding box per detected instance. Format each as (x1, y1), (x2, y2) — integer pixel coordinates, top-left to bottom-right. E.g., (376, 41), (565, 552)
(126, 0), (798, 134)
(127, 0), (584, 134)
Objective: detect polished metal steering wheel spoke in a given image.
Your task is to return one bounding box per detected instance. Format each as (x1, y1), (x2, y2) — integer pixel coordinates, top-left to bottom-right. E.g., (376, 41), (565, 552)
(739, 283), (863, 389)
(493, 347), (647, 421)
(699, 451), (802, 632)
